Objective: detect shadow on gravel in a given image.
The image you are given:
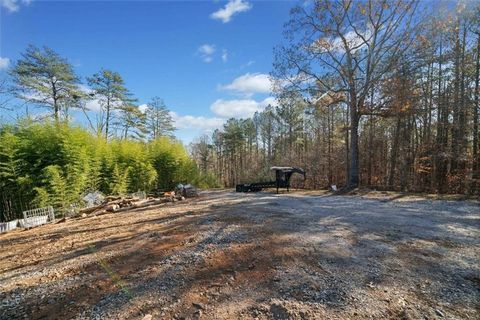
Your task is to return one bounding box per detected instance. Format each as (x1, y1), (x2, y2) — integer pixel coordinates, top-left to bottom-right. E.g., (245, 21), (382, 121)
(1, 193), (478, 319)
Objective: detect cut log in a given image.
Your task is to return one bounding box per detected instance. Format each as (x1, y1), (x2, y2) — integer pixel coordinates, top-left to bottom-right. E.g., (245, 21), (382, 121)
(79, 193), (178, 217)
(104, 195), (122, 202)
(79, 204), (105, 214)
(105, 204), (119, 212)
(93, 209), (108, 216)
(113, 198), (170, 213)
(56, 217), (67, 223)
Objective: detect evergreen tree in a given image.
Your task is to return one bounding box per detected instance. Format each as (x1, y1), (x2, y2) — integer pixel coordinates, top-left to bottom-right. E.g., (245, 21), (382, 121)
(87, 69), (134, 140)
(10, 45), (82, 121)
(145, 97), (176, 139)
(116, 104), (148, 140)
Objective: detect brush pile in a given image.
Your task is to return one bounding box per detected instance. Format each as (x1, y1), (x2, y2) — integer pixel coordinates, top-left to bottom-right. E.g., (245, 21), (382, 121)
(175, 184), (199, 198)
(79, 192), (185, 217)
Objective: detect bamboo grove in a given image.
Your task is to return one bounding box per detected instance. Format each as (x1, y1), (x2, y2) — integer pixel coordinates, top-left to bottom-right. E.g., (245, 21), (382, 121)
(0, 121), (221, 222)
(190, 1), (480, 195)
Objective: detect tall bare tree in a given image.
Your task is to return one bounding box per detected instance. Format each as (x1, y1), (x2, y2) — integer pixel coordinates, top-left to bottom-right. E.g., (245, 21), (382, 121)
(273, 0), (419, 187)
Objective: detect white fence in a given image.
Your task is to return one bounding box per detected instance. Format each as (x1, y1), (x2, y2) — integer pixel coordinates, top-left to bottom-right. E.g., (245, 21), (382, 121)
(0, 220), (19, 233)
(22, 206), (55, 228)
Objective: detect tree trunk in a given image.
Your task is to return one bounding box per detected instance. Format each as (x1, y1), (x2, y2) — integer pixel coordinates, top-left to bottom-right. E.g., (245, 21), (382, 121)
(451, 21), (461, 172)
(459, 25), (467, 170)
(389, 117), (402, 188)
(367, 116), (375, 186)
(52, 80), (59, 122)
(53, 98), (59, 122)
(367, 89), (375, 186)
(105, 101), (111, 140)
(473, 34), (480, 178)
(348, 107), (360, 188)
(327, 106), (332, 185)
(345, 107), (350, 187)
(435, 38), (448, 193)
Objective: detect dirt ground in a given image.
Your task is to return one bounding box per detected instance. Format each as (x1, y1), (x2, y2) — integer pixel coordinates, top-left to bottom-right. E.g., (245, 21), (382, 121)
(0, 189), (479, 320)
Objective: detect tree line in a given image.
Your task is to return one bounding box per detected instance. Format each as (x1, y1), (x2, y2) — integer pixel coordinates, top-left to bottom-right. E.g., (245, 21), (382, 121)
(0, 46), (218, 222)
(6, 45), (175, 140)
(191, 0), (480, 194)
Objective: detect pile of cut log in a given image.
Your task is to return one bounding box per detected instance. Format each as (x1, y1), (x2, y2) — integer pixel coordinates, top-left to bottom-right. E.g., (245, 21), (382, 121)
(175, 184), (199, 198)
(79, 192), (185, 217)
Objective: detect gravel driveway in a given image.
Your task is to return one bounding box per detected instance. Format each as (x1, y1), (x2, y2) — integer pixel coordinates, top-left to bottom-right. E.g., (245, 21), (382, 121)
(0, 190), (478, 319)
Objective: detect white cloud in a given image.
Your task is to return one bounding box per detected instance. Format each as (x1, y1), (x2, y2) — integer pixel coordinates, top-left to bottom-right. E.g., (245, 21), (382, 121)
(198, 44), (215, 55)
(261, 97), (278, 108)
(1, 0), (31, 13)
(84, 99), (126, 113)
(222, 49), (228, 63)
(0, 57), (10, 70)
(210, 0), (252, 23)
(237, 60), (255, 70)
(220, 73), (272, 95)
(1, 0), (19, 12)
(138, 104), (148, 113)
(77, 85), (101, 112)
(198, 44), (216, 63)
(84, 99), (102, 112)
(79, 85), (128, 112)
(170, 111), (225, 131)
(210, 97), (277, 119)
(164, 96), (279, 137)
(313, 29), (371, 54)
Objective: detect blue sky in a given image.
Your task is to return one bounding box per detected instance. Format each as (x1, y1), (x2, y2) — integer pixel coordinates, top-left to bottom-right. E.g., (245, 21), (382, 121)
(0, 0), (297, 143)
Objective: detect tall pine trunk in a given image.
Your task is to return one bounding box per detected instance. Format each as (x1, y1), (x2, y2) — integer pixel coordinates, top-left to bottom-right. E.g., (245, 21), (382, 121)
(473, 34), (480, 178)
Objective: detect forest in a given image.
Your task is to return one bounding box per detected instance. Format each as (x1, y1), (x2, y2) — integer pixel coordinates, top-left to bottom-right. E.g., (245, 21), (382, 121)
(190, 0), (480, 195)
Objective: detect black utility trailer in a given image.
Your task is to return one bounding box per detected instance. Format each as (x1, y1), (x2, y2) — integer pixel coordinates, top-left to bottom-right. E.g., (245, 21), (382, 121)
(236, 166), (306, 193)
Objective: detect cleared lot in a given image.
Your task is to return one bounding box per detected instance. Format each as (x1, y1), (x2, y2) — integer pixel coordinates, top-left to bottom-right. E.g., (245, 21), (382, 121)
(0, 190), (479, 319)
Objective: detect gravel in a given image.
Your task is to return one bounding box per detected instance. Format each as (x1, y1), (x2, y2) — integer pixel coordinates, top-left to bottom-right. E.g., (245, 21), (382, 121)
(0, 190), (478, 319)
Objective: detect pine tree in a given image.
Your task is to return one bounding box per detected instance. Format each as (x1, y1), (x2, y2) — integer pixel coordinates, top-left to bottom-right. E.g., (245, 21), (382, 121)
(116, 104), (148, 140)
(145, 97), (175, 139)
(10, 45), (82, 121)
(87, 69), (135, 140)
